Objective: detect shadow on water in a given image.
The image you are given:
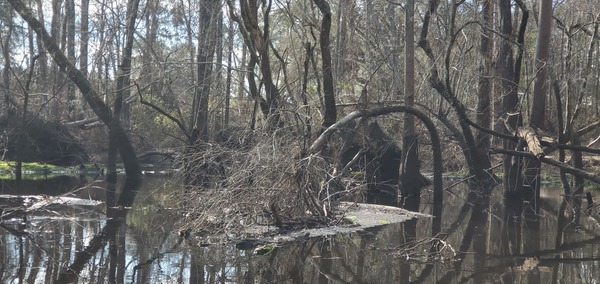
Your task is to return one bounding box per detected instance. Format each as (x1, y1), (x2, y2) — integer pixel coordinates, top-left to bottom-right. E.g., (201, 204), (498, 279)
(1, 178), (600, 283)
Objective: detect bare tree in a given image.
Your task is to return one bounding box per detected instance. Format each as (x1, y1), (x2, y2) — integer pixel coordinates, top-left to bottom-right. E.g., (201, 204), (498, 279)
(496, 0), (528, 197)
(313, 0), (337, 130)
(226, 0), (283, 129)
(400, 0), (422, 212)
(418, 0), (496, 189)
(524, 0), (553, 205)
(1, 7), (14, 114)
(192, 0), (221, 143)
(8, 0), (141, 176)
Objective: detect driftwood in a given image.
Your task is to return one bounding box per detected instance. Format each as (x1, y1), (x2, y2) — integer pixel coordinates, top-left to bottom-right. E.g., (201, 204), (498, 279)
(62, 117), (101, 128)
(502, 116), (557, 157)
(517, 126), (544, 157)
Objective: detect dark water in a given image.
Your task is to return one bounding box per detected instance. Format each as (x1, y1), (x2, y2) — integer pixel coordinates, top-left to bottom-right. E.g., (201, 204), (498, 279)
(1, 176), (599, 283)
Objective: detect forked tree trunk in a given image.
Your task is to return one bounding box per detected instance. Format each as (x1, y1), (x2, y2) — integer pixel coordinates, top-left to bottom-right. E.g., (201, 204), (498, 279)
(497, 0), (527, 198)
(419, 0), (495, 189)
(226, 0), (283, 129)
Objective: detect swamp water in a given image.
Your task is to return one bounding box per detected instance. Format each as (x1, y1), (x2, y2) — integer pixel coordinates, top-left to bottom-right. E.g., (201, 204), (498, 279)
(1, 176), (599, 283)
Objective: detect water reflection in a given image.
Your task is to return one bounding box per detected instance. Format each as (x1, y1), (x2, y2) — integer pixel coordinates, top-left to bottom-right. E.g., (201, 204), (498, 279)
(1, 178), (599, 283)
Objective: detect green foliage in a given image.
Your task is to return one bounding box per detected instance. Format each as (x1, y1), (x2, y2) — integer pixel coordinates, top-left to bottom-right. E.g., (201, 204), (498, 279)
(253, 245), (276, 256)
(0, 161), (98, 179)
(345, 215), (358, 223)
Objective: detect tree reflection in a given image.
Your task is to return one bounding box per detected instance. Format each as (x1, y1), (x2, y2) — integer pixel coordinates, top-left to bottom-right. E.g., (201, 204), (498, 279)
(2, 180), (600, 283)
(55, 177), (141, 283)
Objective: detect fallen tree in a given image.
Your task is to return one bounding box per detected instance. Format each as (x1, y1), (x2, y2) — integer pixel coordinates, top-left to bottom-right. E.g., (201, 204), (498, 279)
(176, 105), (444, 240)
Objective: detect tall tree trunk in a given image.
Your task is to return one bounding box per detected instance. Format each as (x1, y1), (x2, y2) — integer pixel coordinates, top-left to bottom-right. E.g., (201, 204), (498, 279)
(110, 0), (141, 178)
(114, 0), (139, 121)
(35, 0), (47, 84)
(520, 1), (551, 265)
(313, 0), (337, 130)
(495, 0), (532, 260)
(224, 17), (235, 128)
(65, 0), (76, 118)
(497, 0), (526, 197)
(79, 0), (89, 78)
(1, 8), (13, 114)
(524, 0), (552, 205)
(476, 0), (493, 156)
(76, 0), (89, 121)
(400, 0), (422, 212)
(50, 0), (63, 118)
(192, 0), (220, 143)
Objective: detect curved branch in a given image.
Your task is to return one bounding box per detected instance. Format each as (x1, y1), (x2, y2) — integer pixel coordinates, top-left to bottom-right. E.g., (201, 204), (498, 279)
(308, 105), (443, 220)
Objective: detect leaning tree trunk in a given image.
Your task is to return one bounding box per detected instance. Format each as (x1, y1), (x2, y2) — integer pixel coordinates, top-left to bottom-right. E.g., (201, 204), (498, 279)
(8, 0), (141, 177)
(107, 0), (141, 180)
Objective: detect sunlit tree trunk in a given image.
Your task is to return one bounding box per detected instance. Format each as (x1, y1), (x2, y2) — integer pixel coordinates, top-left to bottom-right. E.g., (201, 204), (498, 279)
(192, 0), (220, 143)
(179, 0), (197, 136)
(79, 0), (89, 78)
(140, 0), (159, 98)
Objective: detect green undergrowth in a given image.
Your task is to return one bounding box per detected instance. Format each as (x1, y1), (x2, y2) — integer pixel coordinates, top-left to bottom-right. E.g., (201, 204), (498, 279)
(0, 161), (99, 179)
